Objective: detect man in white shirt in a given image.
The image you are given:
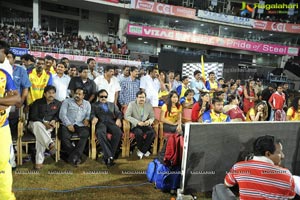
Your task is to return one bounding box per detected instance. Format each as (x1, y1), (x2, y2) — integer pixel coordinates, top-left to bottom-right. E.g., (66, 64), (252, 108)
(53, 62), (71, 101)
(167, 71), (180, 90)
(190, 70), (207, 101)
(118, 65), (130, 83)
(87, 58), (99, 80)
(140, 66), (160, 107)
(94, 65), (121, 104)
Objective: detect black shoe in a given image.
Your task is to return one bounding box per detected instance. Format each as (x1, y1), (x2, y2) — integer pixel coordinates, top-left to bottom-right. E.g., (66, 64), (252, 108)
(69, 155), (81, 167)
(74, 158), (81, 167)
(114, 149), (121, 159)
(80, 154), (88, 164)
(71, 157), (81, 167)
(107, 157), (115, 167)
(102, 157), (115, 167)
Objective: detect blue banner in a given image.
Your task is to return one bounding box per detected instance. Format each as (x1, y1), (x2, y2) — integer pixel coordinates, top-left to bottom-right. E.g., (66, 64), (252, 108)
(197, 10), (254, 27)
(10, 47), (28, 56)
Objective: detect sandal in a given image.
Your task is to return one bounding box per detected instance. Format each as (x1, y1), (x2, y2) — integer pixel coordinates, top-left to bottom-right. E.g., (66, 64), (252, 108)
(48, 143), (56, 155)
(34, 164), (43, 170)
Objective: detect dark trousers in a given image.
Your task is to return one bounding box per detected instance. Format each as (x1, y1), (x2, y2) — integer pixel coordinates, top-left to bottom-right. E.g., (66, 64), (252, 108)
(9, 117), (18, 139)
(60, 125), (89, 162)
(163, 123), (185, 134)
(96, 122), (122, 160)
(9, 107), (20, 138)
(131, 126), (155, 154)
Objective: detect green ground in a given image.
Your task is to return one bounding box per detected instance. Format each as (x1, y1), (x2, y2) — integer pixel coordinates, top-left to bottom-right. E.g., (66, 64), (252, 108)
(13, 154), (212, 200)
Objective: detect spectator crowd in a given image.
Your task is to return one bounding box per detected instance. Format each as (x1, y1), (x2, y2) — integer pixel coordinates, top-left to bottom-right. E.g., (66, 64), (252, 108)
(0, 24), (130, 56)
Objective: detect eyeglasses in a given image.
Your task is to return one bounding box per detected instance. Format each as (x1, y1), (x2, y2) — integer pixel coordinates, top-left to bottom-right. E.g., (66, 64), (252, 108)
(99, 96), (108, 98)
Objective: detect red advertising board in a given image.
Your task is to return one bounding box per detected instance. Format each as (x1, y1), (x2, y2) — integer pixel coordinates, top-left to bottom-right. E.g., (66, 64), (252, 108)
(127, 24), (299, 56)
(133, 0), (196, 19)
(29, 51), (141, 66)
(253, 20), (300, 34)
(106, 0), (119, 3)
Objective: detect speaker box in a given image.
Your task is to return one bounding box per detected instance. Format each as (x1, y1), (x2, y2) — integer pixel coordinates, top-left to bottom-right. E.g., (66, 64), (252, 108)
(149, 55), (158, 63)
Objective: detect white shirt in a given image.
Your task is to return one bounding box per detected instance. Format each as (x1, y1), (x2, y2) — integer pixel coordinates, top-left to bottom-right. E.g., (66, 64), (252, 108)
(0, 58), (13, 114)
(190, 78), (207, 101)
(53, 74), (71, 101)
(140, 74), (160, 106)
(118, 74), (129, 83)
(0, 58), (13, 77)
(94, 75), (121, 103)
(170, 79), (180, 91)
(87, 69), (100, 80)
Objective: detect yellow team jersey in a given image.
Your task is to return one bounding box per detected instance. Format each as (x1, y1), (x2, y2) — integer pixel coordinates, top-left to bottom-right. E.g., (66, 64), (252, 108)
(28, 69), (52, 105)
(162, 104), (182, 124)
(180, 86), (188, 98)
(208, 81), (218, 98)
(203, 109), (229, 123)
(49, 66), (56, 75)
(0, 69), (16, 127)
(246, 108), (256, 121)
(185, 98), (194, 104)
(287, 107), (300, 121)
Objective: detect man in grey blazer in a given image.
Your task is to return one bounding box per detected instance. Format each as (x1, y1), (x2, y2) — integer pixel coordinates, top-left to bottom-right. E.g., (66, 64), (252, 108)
(125, 91), (155, 159)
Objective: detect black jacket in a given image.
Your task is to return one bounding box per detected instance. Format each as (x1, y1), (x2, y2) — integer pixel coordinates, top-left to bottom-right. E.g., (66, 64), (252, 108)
(91, 101), (122, 124)
(29, 97), (62, 122)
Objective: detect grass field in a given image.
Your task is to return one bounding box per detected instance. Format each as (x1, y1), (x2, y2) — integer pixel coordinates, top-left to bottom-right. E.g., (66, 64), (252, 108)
(13, 153), (212, 200)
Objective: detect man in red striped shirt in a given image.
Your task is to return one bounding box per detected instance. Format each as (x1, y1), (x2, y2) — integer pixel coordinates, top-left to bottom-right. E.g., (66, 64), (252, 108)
(224, 135), (295, 199)
(268, 85), (286, 121)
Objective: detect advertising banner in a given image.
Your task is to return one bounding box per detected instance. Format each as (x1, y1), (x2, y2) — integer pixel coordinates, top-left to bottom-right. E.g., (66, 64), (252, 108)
(253, 20), (300, 34)
(127, 24), (299, 56)
(29, 51), (142, 67)
(10, 47), (28, 56)
(132, 0), (196, 19)
(105, 0), (119, 3)
(197, 10), (253, 26)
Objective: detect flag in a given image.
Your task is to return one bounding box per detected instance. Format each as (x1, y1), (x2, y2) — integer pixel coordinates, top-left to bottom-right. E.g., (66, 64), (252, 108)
(201, 55), (205, 82)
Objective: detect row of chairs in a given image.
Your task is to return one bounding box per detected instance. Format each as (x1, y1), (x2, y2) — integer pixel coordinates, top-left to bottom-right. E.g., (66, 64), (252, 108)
(15, 107), (192, 165)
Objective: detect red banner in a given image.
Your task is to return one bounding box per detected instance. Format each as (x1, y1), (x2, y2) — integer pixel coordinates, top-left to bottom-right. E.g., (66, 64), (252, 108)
(127, 24), (299, 56)
(29, 51), (141, 67)
(253, 20), (300, 34)
(133, 0), (196, 19)
(105, 0), (119, 3)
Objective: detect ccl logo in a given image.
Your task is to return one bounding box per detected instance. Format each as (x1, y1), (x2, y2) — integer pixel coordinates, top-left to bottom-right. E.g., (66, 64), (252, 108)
(240, 2), (254, 16)
(271, 23), (287, 32)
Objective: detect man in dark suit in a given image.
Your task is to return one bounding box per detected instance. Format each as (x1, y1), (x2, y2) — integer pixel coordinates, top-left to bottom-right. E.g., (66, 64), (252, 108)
(125, 91), (155, 159)
(91, 89), (123, 166)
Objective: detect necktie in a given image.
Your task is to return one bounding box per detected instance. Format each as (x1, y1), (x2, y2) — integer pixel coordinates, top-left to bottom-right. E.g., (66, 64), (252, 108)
(101, 103), (108, 112)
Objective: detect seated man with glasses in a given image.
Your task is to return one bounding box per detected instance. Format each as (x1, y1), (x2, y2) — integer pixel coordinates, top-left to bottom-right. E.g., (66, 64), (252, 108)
(225, 135), (295, 199)
(91, 89), (123, 166)
(125, 91), (155, 159)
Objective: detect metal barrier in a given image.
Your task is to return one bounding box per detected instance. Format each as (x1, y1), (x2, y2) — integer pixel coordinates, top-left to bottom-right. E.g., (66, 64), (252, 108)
(30, 45), (130, 60)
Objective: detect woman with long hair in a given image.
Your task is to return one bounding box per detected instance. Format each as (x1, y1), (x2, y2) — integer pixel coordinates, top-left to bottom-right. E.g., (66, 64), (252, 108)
(246, 101), (268, 121)
(158, 71), (170, 106)
(180, 89), (196, 108)
(286, 96), (300, 121)
(223, 95), (246, 122)
(243, 79), (257, 114)
(160, 91), (183, 134)
(227, 82), (239, 97)
(191, 92), (210, 122)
